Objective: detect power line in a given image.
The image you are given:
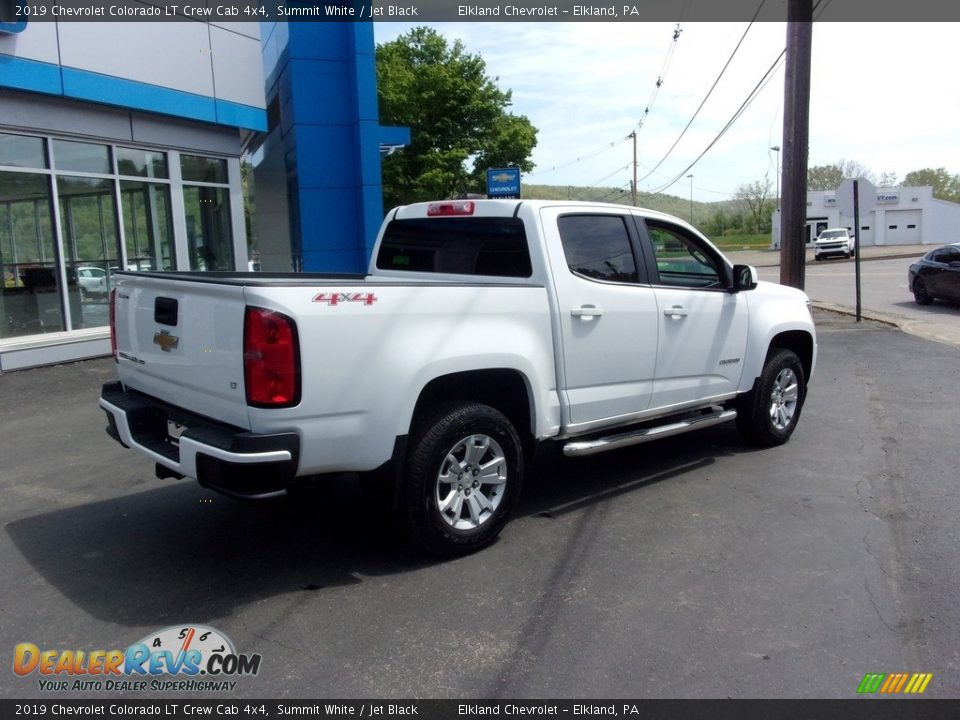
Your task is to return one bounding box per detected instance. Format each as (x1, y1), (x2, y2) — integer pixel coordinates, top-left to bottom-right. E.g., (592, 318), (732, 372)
(640, 48), (787, 198)
(529, 23), (684, 180)
(636, 6), (765, 184)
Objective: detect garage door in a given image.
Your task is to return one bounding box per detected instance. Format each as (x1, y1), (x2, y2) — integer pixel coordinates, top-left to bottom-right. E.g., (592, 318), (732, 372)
(884, 210), (921, 245)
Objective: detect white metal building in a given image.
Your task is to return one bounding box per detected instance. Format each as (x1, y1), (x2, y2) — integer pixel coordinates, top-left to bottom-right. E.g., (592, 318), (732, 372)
(771, 185), (960, 249)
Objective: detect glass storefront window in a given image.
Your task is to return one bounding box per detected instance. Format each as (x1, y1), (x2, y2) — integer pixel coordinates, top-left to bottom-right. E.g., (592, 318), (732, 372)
(0, 171), (64, 338)
(181, 155), (228, 184)
(1, 136), (243, 346)
(0, 133), (47, 169)
(52, 139), (112, 175)
(184, 186), (234, 271)
(121, 180), (175, 271)
(57, 175), (119, 329)
(117, 148), (169, 179)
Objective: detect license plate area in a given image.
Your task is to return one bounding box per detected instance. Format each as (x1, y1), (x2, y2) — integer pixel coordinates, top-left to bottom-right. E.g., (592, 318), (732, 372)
(166, 420), (187, 447)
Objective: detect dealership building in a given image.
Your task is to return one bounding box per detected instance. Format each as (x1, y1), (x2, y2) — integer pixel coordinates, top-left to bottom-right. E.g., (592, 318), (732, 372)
(771, 182), (960, 249)
(0, 19), (406, 371)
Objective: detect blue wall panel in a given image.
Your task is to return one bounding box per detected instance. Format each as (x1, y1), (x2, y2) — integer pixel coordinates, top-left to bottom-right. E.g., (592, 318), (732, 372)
(260, 21), (397, 273)
(62, 68), (217, 125)
(0, 55), (62, 95)
(293, 125), (360, 190)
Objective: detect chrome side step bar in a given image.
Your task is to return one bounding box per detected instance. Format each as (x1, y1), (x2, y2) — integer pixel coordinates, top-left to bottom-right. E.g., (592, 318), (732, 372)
(563, 409), (737, 457)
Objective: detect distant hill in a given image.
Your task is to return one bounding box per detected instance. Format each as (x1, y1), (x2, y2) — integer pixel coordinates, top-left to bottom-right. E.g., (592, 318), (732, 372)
(522, 183), (734, 218)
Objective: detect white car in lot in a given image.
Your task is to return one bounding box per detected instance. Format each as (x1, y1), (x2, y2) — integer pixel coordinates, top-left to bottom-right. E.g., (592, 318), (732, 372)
(76, 266), (108, 301)
(814, 228), (856, 261)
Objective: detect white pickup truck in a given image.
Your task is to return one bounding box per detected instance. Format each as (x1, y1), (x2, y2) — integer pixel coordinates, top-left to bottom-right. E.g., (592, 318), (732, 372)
(100, 199), (816, 555)
(814, 227), (856, 260)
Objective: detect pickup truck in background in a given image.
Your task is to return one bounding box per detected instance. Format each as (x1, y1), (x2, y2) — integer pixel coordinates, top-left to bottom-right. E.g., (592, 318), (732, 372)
(100, 199), (817, 555)
(814, 227), (857, 260)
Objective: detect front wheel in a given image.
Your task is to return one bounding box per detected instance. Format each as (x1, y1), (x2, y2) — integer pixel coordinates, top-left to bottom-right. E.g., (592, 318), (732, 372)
(400, 402), (523, 556)
(736, 349), (807, 447)
(913, 278), (933, 305)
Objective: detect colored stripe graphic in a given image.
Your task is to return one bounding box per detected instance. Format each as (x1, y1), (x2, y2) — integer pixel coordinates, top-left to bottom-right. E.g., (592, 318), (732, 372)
(905, 673), (933, 694)
(857, 673), (885, 693)
(857, 672), (932, 694)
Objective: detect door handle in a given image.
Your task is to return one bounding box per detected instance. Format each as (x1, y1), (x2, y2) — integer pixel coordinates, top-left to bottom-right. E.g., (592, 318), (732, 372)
(663, 305), (688, 318)
(571, 305), (603, 319)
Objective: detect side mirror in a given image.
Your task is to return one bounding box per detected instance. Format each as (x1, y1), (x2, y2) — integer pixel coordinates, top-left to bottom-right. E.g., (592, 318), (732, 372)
(732, 264), (758, 292)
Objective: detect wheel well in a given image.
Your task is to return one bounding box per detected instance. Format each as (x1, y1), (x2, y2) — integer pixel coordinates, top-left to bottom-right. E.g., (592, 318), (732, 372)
(769, 330), (814, 381)
(412, 370), (534, 452)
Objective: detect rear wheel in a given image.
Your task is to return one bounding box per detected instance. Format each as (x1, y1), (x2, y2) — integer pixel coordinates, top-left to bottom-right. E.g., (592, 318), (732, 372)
(913, 278), (933, 305)
(736, 349), (806, 447)
(400, 402), (523, 556)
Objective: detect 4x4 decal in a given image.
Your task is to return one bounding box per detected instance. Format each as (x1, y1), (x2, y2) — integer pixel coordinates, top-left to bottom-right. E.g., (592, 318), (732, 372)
(312, 292), (378, 306)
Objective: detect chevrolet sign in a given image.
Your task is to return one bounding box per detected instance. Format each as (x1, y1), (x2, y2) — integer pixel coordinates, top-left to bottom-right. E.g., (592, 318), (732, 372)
(486, 167), (521, 199)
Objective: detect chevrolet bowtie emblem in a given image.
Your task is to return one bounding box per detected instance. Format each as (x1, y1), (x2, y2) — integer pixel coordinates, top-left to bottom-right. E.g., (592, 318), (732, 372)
(153, 329), (180, 352)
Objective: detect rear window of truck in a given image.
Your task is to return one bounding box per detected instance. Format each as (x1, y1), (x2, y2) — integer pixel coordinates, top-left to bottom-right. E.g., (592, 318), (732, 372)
(376, 217), (532, 278)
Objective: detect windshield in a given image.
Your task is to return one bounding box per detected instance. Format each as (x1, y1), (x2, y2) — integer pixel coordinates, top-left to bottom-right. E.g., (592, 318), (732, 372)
(819, 230), (845, 239)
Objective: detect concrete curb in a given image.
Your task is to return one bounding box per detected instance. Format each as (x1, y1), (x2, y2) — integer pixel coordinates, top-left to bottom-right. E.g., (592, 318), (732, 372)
(812, 301), (960, 349)
(744, 251), (924, 269)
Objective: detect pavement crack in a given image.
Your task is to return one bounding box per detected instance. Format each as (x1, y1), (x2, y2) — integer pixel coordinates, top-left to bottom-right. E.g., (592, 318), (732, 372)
(863, 578), (899, 635)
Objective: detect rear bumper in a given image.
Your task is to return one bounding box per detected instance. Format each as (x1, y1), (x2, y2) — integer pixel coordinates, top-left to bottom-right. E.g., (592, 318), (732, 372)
(100, 381), (300, 499)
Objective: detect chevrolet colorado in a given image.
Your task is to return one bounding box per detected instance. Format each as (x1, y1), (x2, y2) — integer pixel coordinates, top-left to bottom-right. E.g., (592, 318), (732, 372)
(100, 199), (816, 555)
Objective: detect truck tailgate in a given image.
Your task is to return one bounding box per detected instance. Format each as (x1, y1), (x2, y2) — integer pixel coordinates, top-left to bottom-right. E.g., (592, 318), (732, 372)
(112, 274), (251, 430)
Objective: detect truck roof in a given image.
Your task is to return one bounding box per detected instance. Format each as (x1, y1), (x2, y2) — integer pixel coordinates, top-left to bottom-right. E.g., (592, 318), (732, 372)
(391, 198), (693, 227)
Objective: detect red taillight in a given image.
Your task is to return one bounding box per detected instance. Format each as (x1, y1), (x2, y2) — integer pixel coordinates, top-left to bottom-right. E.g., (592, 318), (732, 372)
(108, 288), (118, 362)
(243, 307), (300, 407)
(427, 200), (475, 216)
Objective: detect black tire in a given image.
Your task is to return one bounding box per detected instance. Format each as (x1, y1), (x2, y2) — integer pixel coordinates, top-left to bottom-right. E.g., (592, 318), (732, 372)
(913, 278), (933, 305)
(400, 402), (523, 556)
(736, 348), (806, 447)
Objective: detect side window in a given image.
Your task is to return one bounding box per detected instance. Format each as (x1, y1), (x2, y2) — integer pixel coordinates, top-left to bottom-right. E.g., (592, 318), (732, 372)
(557, 215), (638, 283)
(934, 247), (960, 264)
(645, 222), (722, 288)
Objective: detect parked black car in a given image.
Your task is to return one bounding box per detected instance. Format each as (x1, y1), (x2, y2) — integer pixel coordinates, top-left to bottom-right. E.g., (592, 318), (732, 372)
(909, 243), (960, 305)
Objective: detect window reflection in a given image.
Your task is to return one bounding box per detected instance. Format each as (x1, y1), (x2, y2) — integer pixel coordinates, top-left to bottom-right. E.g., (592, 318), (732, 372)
(0, 171), (64, 338)
(181, 155), (227, 184)
(121, 180), (175, 271)
(52, 139), (112, 175)
(184, 186), (233, 271)
(117, 147), (169, 179)
(57, 175), (119, 328)
(0, 133), (47, 169)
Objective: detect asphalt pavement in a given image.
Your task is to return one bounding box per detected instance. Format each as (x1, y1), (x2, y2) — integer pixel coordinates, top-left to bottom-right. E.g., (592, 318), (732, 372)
(1, 308), (958, 700)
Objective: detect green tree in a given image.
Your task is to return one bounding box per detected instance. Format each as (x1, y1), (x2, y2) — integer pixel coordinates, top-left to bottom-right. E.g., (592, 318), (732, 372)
(376, 27), (537, 208)
(807, 160), (875, 190)
(735, 178), (773, 233)
(807, 163), (843, 190)
(902, 167), (960, 202)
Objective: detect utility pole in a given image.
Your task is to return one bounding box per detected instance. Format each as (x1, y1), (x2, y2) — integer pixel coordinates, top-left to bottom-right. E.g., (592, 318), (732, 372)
(629, 130), (638, 206)
(779, 0), (813, 290)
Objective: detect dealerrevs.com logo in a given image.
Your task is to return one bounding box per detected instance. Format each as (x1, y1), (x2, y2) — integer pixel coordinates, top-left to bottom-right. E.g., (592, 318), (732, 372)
(13, 625), (262, 693)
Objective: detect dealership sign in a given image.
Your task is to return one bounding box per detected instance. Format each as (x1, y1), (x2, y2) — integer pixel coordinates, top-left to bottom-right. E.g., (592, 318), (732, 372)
(486, 167), (521, 199)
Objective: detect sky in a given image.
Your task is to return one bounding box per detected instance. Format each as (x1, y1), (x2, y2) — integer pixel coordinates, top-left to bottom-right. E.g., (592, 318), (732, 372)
(372, 22), (960, 203)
